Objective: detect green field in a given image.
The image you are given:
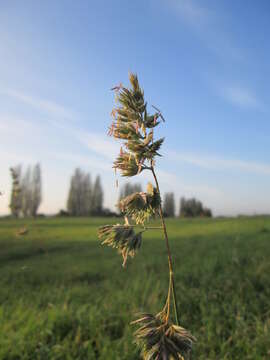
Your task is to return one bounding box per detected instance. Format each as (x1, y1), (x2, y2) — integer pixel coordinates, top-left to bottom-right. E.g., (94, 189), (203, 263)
(0, 216), (269, 359)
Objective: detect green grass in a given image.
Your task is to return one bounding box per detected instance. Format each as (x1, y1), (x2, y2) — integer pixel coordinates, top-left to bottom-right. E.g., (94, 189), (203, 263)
(0, 216), (269, 359)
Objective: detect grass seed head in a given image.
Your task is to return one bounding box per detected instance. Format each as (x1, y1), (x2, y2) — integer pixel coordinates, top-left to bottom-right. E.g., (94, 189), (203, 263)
(98, 224), (143, 266)
(113, 151), (144, 177)
(132, 312), (196, 360)
(118, 185), (160, 224)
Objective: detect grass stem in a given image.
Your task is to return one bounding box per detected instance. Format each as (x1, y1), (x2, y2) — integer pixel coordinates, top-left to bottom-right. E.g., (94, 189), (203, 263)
(151, 165), (180, 326)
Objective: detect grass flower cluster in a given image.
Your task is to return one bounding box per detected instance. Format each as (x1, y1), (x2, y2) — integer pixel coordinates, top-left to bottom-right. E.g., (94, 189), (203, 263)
(98, 224), (142, 267)
(98, 73), (195, 359)
(118, 183), (160, 225)
(132, 312), (195, 359)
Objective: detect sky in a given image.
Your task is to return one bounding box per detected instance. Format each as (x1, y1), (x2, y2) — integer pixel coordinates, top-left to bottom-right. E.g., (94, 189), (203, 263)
(1, 0), (270, 216)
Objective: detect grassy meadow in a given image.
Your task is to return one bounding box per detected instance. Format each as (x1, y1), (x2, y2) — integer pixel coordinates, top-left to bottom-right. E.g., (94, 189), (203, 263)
(0, 216), (269, 359)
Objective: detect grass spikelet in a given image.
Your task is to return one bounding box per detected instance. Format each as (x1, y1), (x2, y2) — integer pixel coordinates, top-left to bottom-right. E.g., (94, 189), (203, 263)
(132, 312), (196, 360)
(98, 225), (142, 266)
(118, 185), (160, 224)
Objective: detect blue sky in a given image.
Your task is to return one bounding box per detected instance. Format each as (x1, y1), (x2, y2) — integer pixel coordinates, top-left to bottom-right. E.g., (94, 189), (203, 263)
(1, 0), (270, 216)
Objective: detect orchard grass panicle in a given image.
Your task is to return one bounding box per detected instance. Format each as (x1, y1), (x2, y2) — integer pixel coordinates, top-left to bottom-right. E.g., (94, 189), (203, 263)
(98, 73), (196, 359)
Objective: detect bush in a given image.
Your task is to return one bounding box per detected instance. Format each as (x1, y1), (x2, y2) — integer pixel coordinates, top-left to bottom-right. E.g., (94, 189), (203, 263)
(180, 197), (212, 218)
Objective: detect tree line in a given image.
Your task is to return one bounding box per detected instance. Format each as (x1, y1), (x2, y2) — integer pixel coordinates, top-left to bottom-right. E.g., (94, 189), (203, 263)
(9, 165), (212, 218)
(9, 165), (106, 218)
(118, 185), (212, 218)
(163, 192), (212, 218)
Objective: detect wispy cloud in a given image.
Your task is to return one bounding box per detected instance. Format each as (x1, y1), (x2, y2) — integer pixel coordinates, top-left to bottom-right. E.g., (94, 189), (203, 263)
(167, 0), (211, 26)
(0, 148), (36, 165)
(55, 152), (111, 173)
(2, 89), (73, 120)
(221, 86), (262, 109)
(155, 168), (222, 198)
(73, 130), (223, 201)
(75, 129), (270, 177)
(0, 114), (35, 135)
(77, 131), (119, 161)
(164, 0), (243, 62)
(169, 151), (270, 175)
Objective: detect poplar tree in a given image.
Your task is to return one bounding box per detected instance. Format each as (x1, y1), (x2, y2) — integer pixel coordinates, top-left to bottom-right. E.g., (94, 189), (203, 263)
(30, 163), (42, 217)
(92, 175), (103, 215)
(83, 173), (92, 215)
(98, 74), (195, 359)
(9, 163), (42, 218)
(67, 168), (85, 216)
(9, 165), (22, 217)
(67, 170), (103, 216)
(21, 166), (32, 217)
(163, 192), (175, 217)
(67, 173), (76, 216)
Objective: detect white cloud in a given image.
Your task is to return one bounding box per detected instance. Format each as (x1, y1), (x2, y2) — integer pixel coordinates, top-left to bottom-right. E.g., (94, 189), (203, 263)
(221, 86), (262, 109)
(76, 131), (119, 161)
(75, 129), (270, 177)
(75, 130), (222, 197)
(167, 0), (211, 26)
(62, 131), (224, 211)
(169, 151), (270, 175)
(157, 168), (221, 196)
(0, 113), (40, 136)
(163, 0), (243, 62)
(55, 152), (111, 173)
(2, 88), (73, 120)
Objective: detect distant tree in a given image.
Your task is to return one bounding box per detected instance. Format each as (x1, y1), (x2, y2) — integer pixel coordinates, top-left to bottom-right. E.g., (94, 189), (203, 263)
(21, 166), (32, 217)
(92, 175), (104, 215)
(179, 197), (212, 218)
(101, 208), (119, 217)
(67, 168), (85, 216)
(57, 209), (70, 217)
(202, 207), (212, 217)
(9, 165), (22, 217)
(9, 163), (43, 218)
(30, 163), (42, 217)
(76, 168), (86, 216)
(162, 192), (175, 217)
(67, 172), (76, 216)
(67, 169), (103, 216)
(83, 173), (92, 215)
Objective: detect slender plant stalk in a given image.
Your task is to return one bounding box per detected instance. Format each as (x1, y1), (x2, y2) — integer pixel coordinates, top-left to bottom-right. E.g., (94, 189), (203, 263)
(151, 165), (180, 326)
